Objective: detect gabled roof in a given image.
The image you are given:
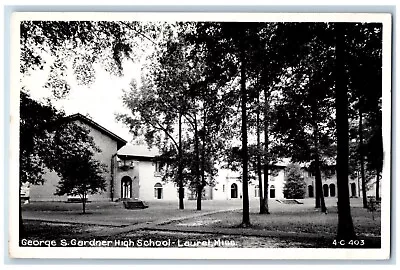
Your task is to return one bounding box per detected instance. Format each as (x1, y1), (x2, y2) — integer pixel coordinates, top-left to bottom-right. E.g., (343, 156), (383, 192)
(67, 113), (127, 147)
(117, 143), (160, 159)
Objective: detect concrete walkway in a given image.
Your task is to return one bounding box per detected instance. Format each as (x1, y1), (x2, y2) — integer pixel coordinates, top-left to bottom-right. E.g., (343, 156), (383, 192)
(23, 207), (242, 237)
(91, 208), (240, 237)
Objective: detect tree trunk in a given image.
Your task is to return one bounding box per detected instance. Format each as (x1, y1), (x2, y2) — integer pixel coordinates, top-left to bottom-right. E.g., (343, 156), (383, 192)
(314, 154), (327, 213)
(19, 182), (26, 238)
(359, 109), (368, 208)
(376, 169), (380, 200)
(194, 114), (202, 211)
(315, 180), (321, 208)
(201, 110), (207, 200)
(256, 92), (265, 214)
(262, 88), (270, 214)
(239, 32), (250, 227)
(311, 103), (327, 213)
(178, 112), (184, 210)
(335, 23), (356, 240)
(82, 193), (86, 214)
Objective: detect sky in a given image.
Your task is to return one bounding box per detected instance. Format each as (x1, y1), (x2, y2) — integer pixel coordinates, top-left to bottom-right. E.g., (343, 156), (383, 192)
(22, 52), (144, 142)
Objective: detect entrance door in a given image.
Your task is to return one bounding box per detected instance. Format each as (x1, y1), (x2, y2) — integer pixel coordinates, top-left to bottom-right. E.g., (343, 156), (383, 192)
(308, 185), (314, 198)
(154, 183), (163, 199)
(351, 183), (357, 197)
(121, 176), (132, 198)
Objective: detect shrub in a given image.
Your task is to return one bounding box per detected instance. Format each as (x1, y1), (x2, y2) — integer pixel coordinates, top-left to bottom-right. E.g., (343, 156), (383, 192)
(283, 163), (306, 199)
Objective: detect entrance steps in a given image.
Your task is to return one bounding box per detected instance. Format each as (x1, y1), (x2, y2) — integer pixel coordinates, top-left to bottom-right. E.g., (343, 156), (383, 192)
(276, 199), (304, 204)
(119, 198), (149, 209)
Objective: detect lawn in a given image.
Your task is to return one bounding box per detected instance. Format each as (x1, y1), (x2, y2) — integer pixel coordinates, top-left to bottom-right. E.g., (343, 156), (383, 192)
(170, 199), (381, 238)
(21, 199), (244, 226)
(21, 220), (323, 248)
(19, 198), (381, 248)
(22, 198), (379, 235)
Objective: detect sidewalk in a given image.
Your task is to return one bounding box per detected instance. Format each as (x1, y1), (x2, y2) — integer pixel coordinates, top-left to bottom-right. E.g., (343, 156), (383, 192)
(91, 208), (240, 237)
(23, 207), (241, 237)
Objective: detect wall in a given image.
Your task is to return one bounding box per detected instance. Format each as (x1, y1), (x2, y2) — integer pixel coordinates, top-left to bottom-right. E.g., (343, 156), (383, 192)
(84, 122), (118, 201)
(137, 160), (182, 201)
(115, 160), (140, 200)
(211, 168), (288, 200)
(303, 169), (360, 199)
(269, 169), (285, 199)
(29, 169), (68, 201)
(29, 120), (118, 201)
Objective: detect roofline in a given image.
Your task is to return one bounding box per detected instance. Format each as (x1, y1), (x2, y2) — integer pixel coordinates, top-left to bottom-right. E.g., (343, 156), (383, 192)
(117, 154), (156, 161)
(67, 113), (127, 145)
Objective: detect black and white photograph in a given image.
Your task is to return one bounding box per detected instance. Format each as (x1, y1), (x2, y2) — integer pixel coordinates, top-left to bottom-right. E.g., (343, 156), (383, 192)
(8, 12), (392, 259)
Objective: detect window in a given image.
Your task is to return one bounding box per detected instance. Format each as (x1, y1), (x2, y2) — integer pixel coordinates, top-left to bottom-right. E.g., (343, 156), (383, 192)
(121, 176), (132, 198)
(255, 185), (260, 197)
(154, 183), (163, 199)
(231, 183), (238, 199)
(323, 184), (329, 197)
(329, 184), (336, 197)
(270, 185), (275, 199)
(154, 162), (162, 176)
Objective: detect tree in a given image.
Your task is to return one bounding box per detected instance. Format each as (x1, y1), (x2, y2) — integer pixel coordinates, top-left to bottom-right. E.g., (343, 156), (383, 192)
(365, 121), (383, 200)
(161, 33), (231, 210)
(55, 153), (107, 214)
(188, 22), (269, 227)
(117, 77), (187, 209)
(256, 23), (332, 214)
(19, 91), (61, 236)
(20, 21), (147, 90)
(334, 22), (382, 240)
(334, 23), (356, 241)
(346, 23), (383, 205)
(19, 90), (104, 232)
(20, 91), (63, 186)
(118, 25), (230, 210)
(283, 164), (306, 199)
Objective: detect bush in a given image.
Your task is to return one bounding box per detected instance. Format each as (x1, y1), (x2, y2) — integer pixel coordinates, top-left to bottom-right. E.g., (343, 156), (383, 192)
(283, 163), (306, 199)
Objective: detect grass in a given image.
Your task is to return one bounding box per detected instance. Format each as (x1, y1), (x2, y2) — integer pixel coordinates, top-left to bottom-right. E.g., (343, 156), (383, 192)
(20, 198), (381, 248)
(22, 200), (239, 226)
(21, 220), (331, 248)
(172, 206), (380, 237)
(169, 199), (381, 237)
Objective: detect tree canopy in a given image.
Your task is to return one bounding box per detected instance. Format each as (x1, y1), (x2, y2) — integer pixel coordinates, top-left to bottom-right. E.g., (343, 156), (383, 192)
(19, 20), (385, 240)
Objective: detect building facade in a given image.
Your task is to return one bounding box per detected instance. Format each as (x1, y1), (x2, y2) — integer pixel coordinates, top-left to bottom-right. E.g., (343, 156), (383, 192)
(27, 114), (370, 202)
(28, 114), (126, 201)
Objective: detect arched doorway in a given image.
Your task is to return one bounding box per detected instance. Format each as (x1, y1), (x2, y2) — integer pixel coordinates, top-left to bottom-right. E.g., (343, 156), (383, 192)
(121, 176), (132, 199)
(270, 185), (276, 199)
(154, 183), (163, 199)
(350, 183), (357, 197)
(323, 184), (329, 197)
(329, 184), (336, 197)
(231, 183), (238, 199)
(308, 185), (314, 198)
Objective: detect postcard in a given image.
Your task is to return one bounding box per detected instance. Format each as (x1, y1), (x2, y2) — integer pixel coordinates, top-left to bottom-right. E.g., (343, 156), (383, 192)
(8, 12), (391, 259)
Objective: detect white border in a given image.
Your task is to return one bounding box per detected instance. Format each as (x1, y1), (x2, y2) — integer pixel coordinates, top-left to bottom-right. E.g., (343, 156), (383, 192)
(8, 12), (392, 259)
